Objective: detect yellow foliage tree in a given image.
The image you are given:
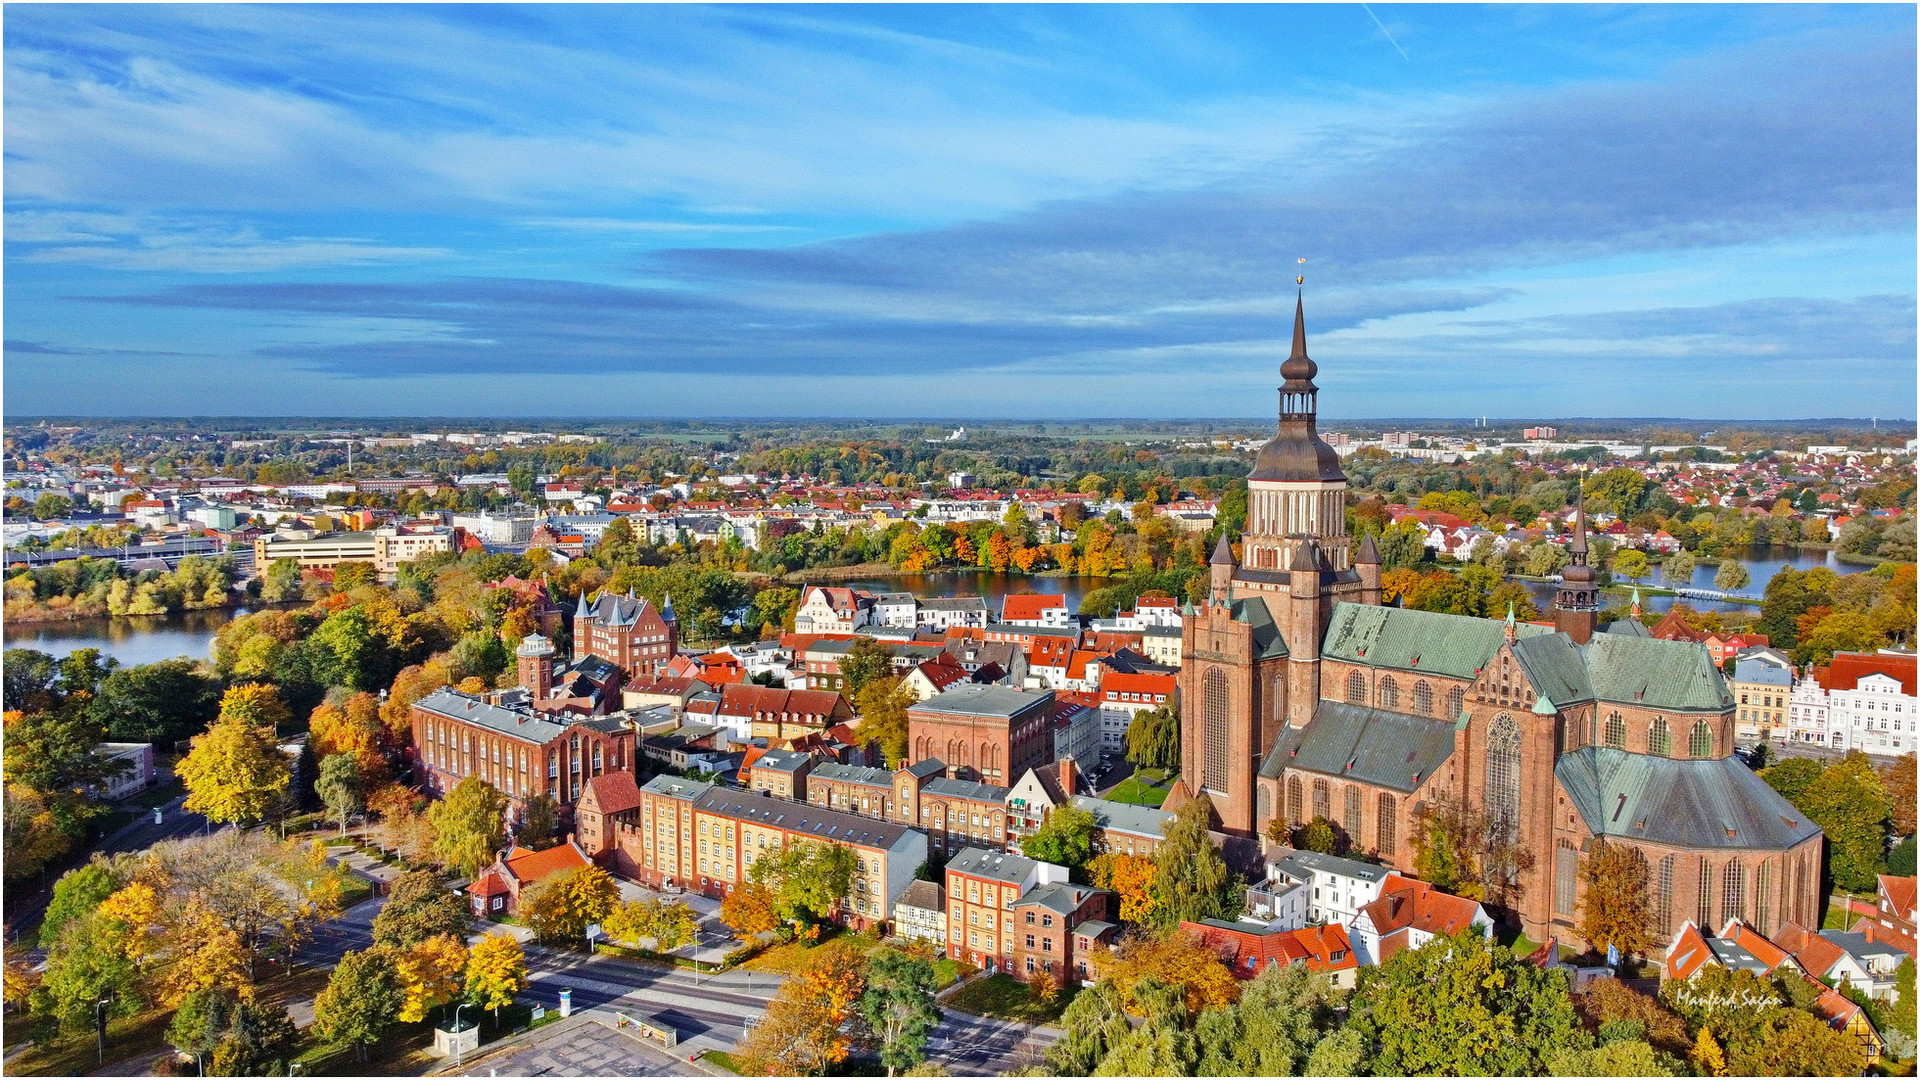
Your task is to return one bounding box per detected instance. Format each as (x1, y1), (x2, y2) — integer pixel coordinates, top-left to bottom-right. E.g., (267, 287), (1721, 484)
(397, 933), (469, 1023)
(464, 932), (528, 1022)
(1090, 931), (1240, 1015)
(720, 880), (781, 938)
(178, 711), (291, 825)
(518, 865), (618, 944)
(216, 683), (291, 734)
(95, 883), (163, 961)
(309, 692), (388, 782)
(1692, 1029), (1727, 1077)
(159, 900), (253, 1008)
(737, 948), (866, 1075)
(1108, 855), (1159, 924)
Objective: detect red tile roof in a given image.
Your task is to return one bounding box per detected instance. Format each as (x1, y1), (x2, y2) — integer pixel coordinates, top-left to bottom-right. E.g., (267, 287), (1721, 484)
(468, 870), (510, 898)
(1723, 920), (1796, 973)
(1361, 875), (1485, 939)
(1182, 920), (1359, 979)
(1825, 653), (1917, 696)
(1650, 609), (1706, 643)
(1881, 875), (1917, 918)
(1102, 672), (1177, 699)
(914, 657), (971, 692)
(1665, 923), (1715, 981)
(1001, 594), (1066, 622)
(584, 771), (643, 816)
(1772, 921), (1848, 979)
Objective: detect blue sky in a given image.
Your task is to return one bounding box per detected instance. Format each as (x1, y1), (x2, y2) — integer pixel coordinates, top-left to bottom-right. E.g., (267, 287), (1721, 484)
(5, 4), (1915, 419)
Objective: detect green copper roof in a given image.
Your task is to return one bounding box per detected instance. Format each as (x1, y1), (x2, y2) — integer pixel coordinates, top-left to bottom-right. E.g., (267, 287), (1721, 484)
(1556, 747), (1818, 851)
(1321, 602), (1549, 680)
(1260, 700), (1457, 794)
(1229, 596), (1290, 661)
(1581, 634), (1734, 712)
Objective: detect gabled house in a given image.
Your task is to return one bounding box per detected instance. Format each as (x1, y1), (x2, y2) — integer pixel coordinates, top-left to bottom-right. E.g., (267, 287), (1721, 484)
(467, 839), (595, 917)
(1349, 874), (1493, 965)
(1182, 918), (1361, 988)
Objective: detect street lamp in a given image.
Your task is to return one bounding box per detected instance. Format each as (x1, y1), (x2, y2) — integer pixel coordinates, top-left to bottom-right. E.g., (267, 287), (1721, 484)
(95, 997), (109, 1064)
(453, 1003), (472, 1068)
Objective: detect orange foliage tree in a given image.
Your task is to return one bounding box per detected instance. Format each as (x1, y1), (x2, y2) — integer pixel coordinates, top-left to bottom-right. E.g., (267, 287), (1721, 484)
(1090, 930), (1240, 1015)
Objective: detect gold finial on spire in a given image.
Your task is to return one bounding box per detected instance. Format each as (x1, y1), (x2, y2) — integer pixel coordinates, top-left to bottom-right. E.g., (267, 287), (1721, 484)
(1296, 256), (1306, 287)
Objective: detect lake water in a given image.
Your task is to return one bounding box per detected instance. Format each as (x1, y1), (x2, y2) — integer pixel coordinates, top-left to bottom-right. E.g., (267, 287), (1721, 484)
(4, 607), (244, 666)
(1516, 544), (1859, 615)
(1, 546), (1865, 668)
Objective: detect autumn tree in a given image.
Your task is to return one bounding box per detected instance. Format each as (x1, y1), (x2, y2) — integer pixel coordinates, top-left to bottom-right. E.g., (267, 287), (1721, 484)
(396, 934), (469, 1023)
(1798, 750), (1893, 892)
(178, 706), (292, 825)
(1883, 752), (1917, 836)
(464, 932), (528, 1024)
(313, 948), (405, 1062)
(1191, 963), (1347, 1077)
(518, 865), (619, 945)
(1091, 931), (1240, 1015)
(429, 777), (509, 877)
(737, 948), (866, 1075)
(604, 898), (697, 951)
(749, 840), (856, 925)
(720, 880), (781, 937)
(854, 676), (916, 768)
(841, 638), (895, 697)
(858, 951), (943, 1076)
(1122, 701), (1180, 771)
(1576, 841), (1657, 961)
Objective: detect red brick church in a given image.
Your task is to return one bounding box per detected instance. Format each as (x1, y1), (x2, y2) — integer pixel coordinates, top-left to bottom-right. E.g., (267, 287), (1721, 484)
(1181, 291), (1823, 949)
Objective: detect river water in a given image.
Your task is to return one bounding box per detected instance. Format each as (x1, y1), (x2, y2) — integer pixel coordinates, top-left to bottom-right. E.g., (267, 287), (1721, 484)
(1, 547), (1864, 668)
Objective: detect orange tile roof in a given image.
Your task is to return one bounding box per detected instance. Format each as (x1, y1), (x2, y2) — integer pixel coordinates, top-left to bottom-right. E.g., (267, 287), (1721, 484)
(1882, 875), (1918, 918)
(502, 841), (591, 886)
(584, 771), (643, 816)
(1001, 594), (1066, 622)
(1361, 875), (1484, 939)
(1773, 921), (1848, 979)
(1103, 671), (1177, 698)
(1664, 923), (1715, 981)
(468, 869), (511, 898)
(1723, 920), (1795, 972)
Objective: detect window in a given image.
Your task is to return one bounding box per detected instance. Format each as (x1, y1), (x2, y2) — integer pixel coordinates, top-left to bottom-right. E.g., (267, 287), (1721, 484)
(1346, 670), (1366, 705)
(1447, 687), (1465, 719)
(1657, 854), (1675, 935)
(1287, 776), (1303, 826)
(1689, 721), (1713, 759)
(1722, 860), (1745, 927)
(1485, 714), (1521, 840)
(1697, 858), (1713, 930)
(1757, 862), (1774, 935)
(1605, 712), (1626, 749)
(1380, 676), (1399, 711)
(1413, 681), (1433, 716)
(1376, 793), (1397, 856)
(1648, 718), (1672, 757)
(1554, 841), (1577, 916)
(1312, 779), (1331, 822)
(1203, 668), (1230, 794)
(1344, 786), (1362, 843)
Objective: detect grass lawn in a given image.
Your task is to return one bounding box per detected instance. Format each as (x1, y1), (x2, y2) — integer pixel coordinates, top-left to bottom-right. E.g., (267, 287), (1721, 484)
(4, 1007), (173, 1077)
(116, 778), (185, 810)
(944, 973), (1077, 1025)
(1105, 774), (1172, 806)
(931, 957), (972, 989)
(743, 929), (883, 974)
(296, 1022), (437, 1076)
(337, 877), (376, 908)
(704, 1049), (745, 1074)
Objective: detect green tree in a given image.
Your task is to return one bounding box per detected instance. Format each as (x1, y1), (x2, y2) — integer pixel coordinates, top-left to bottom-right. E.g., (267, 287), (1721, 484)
(1123, 701), (1180, 771)
(1662, 551), (1697, 590)
(1611, 549), (1651, 585)
(31, 492), (74, 520)
(517, 793), (561, 850)
(428, 777), (509, 878)
(517, 865), (619, 945)
(595, 517), (641, 568)
(36, 911), (146, 1037)
(841, 638), (895, 697)
(372, 870), (474, 950)
(858, 951), (943, 1076)
(316, 753), (365, 836)
(309, 607), (394, 691)
(1761, 756), (1825, 805)
(1193, 963), (1346, 1077)
(1045, 982), (1135, 1075)
(89, 659), (222, 745)
(312, 948), (405, 1063)
(1149, 793), (1242, 928)
(1797, 750), (1893, 892)
(854, 677), (916, 768)
(1293, 817), (1341, 855)
(1347, 930), (1584, 1076)
(749, 840), (857, 924)
(291, 737), (323, 813)
(167, 987), (237, 1069)
(1713, 561), (1751, 593)
(1021, 804), (1099, 871)
(39, 859), (121, 948)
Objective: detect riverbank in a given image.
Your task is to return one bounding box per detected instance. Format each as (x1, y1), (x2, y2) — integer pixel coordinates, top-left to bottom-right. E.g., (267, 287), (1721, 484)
(781, 562), (1082, 585)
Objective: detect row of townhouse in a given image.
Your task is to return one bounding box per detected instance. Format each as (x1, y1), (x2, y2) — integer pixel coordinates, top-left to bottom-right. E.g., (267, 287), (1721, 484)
(1780, 651), (1916, 757)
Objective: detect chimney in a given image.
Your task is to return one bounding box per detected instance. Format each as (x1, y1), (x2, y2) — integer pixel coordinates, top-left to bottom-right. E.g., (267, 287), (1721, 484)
(1058, 755), (1079, 797)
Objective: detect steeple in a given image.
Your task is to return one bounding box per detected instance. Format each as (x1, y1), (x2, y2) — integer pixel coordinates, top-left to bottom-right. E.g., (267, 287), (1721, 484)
(1553, 469), (1600, 644)
(1355, 531), (1380, 566)
(661, 592), (677, 623)
(1504, 602), (1518, 643)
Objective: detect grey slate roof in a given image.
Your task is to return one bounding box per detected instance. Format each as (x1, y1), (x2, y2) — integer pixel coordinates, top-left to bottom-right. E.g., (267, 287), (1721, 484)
(1581, 634), (1733, 712)
(1014, 882), (1104, 915)
(641, 774), (715, 801)
(921, 596), (988, 613)
(925, 777), (1009, 803)
(1601, 619), (1652, 638)
(1321, 602), (1549, 680)
(948, 846), (1042, 885)
(812, 762), (893, 788)
(1820, 930), (1906, 966)
(696, 786), (921, 850)
(415, 688), (569, 744)
(895, 878), (945, 913)
(1554, 747), (1819, 851)
(1734, 656), (1794, 688)
(753, 749), (814, 774)
(1070, 795), (1177, 839)
(902, 758), (946, 780)
(1271, 848), (1391, 885)
(1258, 701), (1458, 794)
(911, 684), (1053, 720)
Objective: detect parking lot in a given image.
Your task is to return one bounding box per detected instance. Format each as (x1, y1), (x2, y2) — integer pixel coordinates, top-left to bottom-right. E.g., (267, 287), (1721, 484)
(445, 1016), (702, 1078)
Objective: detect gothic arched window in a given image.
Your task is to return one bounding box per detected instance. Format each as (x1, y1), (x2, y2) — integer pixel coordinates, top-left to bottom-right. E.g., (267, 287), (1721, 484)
(1657, 854), (1676, 935)
(1380, 676), (1399, 711)
(1689, 721), (1713, 759)
(1413, 681), (1433, 716)
(1485, 714), (1522, 840)
(1757, 861), (1774, 935)
(1257, 785), (1272, 825)
(1376, 793), (1397, 856)
(1722, 859), (1746, 927)
(1648, 718), (1672, 757)
(1312, 779), (1331, 822)
(1346, 670), (1366, 705)
(1203, 668), (1230, 794)
(1447, 686), (1466, 719)
(1286, 776), (1303, 826)
(1697, 858), (1713, 929)
(1605, 712), (1626, 750)
(1344, 786), (1362, 843)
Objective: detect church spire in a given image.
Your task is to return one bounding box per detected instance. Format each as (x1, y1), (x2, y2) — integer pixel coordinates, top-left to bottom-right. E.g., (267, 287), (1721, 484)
(1553, 467), (1600, 644)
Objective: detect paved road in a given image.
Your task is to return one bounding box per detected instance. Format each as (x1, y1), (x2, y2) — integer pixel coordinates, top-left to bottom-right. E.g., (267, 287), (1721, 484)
(929, 1008), (1061, 1075)
(5, 794), (210, 948)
